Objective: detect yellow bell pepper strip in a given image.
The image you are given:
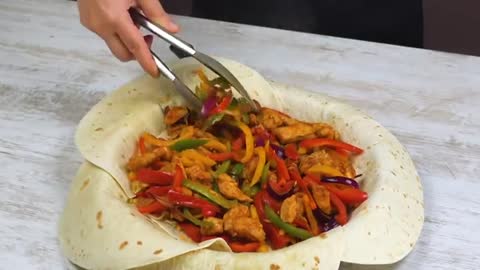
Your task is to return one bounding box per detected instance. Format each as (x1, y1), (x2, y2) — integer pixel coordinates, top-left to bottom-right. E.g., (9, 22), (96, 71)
(250, 205), (259, 220)
(299, 138), (364, 155)
(180, 149), (216, 167)
(170, 139), (208, 152)
(179, 156), (196, 167)
(250, 147), (266, 187)
(260, 161), (271, 186)
(138, 136), (146, 155)
(307, 164), (344, 177)
(183, 208), (204, 226)
(196, 69), (210, 84)
(204, 140), (228, 152)
(264, 205), (313, 240)
(302, 195), (320, 235)
(182, 179), (237, 209)
(142, 132), (168, 147)
(229, 120), (254, 163)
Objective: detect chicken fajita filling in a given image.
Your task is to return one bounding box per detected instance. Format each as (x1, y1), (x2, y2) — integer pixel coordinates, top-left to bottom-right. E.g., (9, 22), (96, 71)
(126, 71), (368, 252)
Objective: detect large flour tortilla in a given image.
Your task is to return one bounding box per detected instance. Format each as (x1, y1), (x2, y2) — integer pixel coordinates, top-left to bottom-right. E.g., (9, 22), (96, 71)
(60, 57), (424, 269)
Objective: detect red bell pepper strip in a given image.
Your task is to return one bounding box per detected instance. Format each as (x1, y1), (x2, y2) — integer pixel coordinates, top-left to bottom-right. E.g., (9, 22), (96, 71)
(172, 164), (185, 191)
(271, 149), (290, 181)
(335, 148), (351, 157)
(284, 143), (299, 160)
(209, 95), (233, 115)
(138, 136), (146, 155)
(288, 166), (317, 209)
(229, 242), (261, 252)
(268, 178), (294, 198)
(167, 189), (220, 217)
(137, 201), (167, 214)
(324, 184), (368, 205)
(201, 233), (231, 243)
(231, 135), (245, 151)
(136, 168), (174, 185)
(261, 189), (282, 212)
(305, 175), (368, 205)
(208, 152), (234, 162)
(293, 217), (310, 231)
(254, 191), (291, 249)
(145, 186), (171, 197)
(329, 192), (348, 225)
(299, 138), (364, 154)
(178, 222), (202, 243)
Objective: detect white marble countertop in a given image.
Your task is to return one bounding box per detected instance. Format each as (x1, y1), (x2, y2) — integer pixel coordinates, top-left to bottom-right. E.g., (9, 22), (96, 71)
(1, 0), (479, 269)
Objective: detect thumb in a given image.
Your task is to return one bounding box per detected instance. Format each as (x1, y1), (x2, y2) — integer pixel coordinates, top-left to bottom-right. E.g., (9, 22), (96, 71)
(137, 0), (179, 33)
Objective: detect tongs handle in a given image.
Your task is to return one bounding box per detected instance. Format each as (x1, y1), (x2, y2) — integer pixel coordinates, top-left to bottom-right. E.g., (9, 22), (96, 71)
(129, 8), (195, 56)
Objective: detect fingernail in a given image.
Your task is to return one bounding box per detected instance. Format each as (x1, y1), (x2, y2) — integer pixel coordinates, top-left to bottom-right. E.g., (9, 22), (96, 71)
(168, 21), (179, 32)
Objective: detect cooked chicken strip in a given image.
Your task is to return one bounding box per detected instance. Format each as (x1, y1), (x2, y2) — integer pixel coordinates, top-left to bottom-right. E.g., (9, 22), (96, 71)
(280, 193), (305, 223)
(311, 184), (331, 214)
(217, 174), (252, 202)
(201, 217), (224, 236)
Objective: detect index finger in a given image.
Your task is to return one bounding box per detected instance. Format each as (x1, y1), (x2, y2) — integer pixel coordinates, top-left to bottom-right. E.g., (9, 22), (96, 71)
(115, 14), (159, 77)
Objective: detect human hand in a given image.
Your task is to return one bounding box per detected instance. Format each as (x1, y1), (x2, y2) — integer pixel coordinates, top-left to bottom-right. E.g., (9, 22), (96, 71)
(78, 0), (179, 76)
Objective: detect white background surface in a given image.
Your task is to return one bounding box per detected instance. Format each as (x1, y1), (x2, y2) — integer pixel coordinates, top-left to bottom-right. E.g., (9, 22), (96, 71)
(0, 0), (479, 269)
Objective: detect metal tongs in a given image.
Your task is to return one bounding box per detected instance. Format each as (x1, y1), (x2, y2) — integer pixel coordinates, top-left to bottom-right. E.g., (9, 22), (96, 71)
(129, 8), (259, 112)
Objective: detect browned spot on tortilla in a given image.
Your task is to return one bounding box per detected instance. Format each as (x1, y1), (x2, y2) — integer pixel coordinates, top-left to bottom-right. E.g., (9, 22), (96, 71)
(410, 243), (414, 247)
(94, 127), (104, 132)
(96, 211), (103, 229)
(319, 233), (327, 239)
(80, 179), (90, 191)
(314, 256), (320, 265)
(119, 241), (128, 250)
(270, 264), (280, 270)
(368, 231), (371, 235)
(214, 265), (222, 270)
(137, 241), (143, 246)
(107, 102), (113, 106)
(153, 249), (163, 255)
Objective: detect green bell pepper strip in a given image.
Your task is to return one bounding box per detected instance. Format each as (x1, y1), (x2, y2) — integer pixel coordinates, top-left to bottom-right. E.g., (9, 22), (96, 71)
(230, 163), (244, 178)
(170, 139), (208, 152)
(214, 160), (231, 178)
(202, 113), (225, 130)
(209, 77), (231, 89)
(183, 208), (204, 226)
(264, 205), (313, 240)
(183, 179), (237, 209)
(242, 181), (261, 197)
(260, 162), (271, 186)
(241, 113), (250, 124)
